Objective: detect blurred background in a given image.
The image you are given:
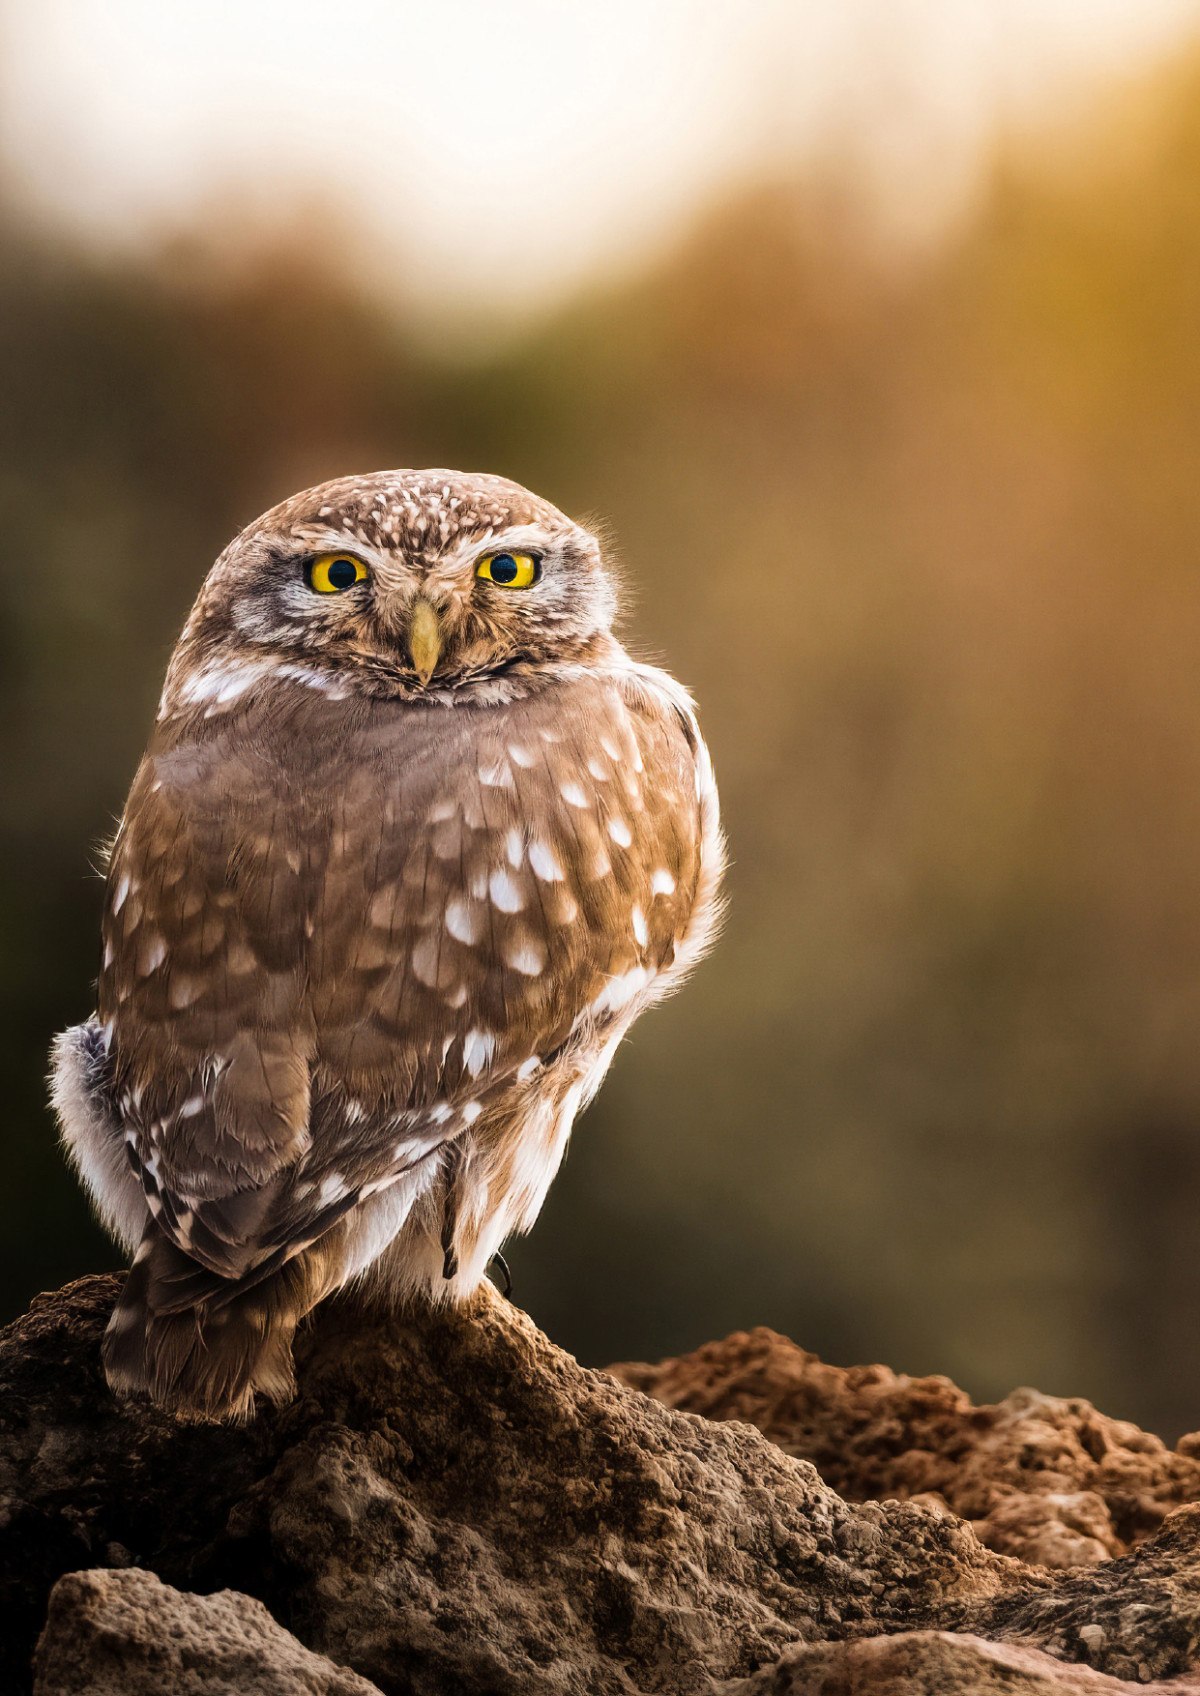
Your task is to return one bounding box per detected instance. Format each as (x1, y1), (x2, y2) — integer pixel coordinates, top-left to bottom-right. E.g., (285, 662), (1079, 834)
(4, 0), (1200, 1438)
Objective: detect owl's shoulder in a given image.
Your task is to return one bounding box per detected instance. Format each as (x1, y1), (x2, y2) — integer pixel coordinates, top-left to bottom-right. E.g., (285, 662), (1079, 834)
(473, 652), (704, 762)
(606, 656), (702, 748)
(146, 685), (371, 793)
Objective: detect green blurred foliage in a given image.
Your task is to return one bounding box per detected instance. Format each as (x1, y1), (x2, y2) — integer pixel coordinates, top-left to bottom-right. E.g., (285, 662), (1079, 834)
(5, 54), (1200, 1436)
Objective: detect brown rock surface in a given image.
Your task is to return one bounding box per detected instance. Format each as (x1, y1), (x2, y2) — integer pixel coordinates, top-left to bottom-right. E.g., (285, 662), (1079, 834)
(34, 1567), (383, 1696)
(720, 1631), (1200, 1695)
(612, 1329), (1200, 1568)
(2, 1277), (1200, 1693)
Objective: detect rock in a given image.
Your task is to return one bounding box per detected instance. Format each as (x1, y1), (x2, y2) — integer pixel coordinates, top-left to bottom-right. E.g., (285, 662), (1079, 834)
(33, 1567), (382, 1695)
(4, 1277), (1200, 1693)
(953, 1507), (1200, 1682)
(611, 1329), (1200, 1567)
(719, 1630), (1200, 1694)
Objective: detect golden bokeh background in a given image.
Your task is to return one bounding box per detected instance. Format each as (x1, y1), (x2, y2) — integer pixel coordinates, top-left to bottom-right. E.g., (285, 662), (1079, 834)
(4, 1), (1200, 1436)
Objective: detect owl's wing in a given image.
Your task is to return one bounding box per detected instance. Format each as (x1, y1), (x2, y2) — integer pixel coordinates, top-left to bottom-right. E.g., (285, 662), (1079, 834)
(99, 715), (332, 1278)
(301, 665), (712, 1091)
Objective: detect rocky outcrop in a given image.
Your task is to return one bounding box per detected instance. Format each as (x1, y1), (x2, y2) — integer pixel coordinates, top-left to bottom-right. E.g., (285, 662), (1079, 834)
(33, 1568), (382, 1696)
(722, 1631), (1200, 1695)
(611, 1330), (1200, 1569)
(3, 1276), (1200, 1694)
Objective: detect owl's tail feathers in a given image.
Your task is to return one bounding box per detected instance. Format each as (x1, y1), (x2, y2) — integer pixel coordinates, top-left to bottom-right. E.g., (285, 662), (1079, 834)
(102, 1225), (339, 1422)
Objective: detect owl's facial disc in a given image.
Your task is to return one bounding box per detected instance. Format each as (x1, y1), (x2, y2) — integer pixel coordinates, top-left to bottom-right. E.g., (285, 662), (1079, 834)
(398, 539), (547, 686)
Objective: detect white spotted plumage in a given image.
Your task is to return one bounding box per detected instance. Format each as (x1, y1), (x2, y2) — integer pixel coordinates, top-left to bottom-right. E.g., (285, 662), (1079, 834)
(52, 467), (725, 1420)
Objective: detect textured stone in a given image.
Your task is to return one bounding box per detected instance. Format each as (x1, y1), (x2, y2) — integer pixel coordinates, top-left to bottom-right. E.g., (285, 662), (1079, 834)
(720, 1630), (1200, 1695)
(612, 1328), (1200, 1567)
(5, 1278), (1200, 1693)
(33, 1567), (382, 1695)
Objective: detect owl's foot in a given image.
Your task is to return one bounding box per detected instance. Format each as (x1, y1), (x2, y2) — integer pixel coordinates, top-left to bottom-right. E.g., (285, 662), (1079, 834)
(439, 1243), (509, 1293)
(487, 1250), (512, 1299)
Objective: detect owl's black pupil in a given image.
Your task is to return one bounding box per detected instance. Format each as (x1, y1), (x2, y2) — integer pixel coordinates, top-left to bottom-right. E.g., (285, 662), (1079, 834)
(327, 558), (358, 589)
(489, 553), (519, 584)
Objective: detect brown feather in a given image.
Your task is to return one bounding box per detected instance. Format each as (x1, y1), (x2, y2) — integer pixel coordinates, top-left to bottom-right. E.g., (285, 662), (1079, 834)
(56, 468), (725, 1420)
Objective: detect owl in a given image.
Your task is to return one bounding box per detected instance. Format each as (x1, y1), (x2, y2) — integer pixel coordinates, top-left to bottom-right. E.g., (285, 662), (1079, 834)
(51, 469), (724, 1420)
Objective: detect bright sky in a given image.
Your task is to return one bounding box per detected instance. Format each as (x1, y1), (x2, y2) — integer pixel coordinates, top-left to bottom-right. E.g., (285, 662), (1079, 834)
(1, 0), (1198, 321)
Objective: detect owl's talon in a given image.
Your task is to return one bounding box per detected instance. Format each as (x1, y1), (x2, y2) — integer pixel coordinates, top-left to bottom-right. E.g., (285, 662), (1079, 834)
(488, 1251), (512, 1298)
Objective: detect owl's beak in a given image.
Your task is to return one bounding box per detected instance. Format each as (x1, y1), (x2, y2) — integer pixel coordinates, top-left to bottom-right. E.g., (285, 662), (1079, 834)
(408, 599), (443, 685)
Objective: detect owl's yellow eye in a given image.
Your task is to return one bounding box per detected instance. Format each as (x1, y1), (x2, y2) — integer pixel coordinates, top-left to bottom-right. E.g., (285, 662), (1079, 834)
(308, 554), (369, 594)
(475, 551), (537, 589)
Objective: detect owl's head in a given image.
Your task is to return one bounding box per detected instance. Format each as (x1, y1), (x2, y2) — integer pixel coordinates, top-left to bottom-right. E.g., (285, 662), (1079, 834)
(163, 469), (618, 714)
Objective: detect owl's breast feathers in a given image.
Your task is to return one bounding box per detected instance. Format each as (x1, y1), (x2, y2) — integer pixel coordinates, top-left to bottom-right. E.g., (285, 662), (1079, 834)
(95, 663), (722, 1290)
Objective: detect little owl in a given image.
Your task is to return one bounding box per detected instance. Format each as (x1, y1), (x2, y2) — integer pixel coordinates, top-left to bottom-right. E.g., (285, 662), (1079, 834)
(52, 469), (724, 1419)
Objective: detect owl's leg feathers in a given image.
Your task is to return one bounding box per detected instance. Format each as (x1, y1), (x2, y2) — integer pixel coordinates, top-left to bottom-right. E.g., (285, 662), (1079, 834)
(50, 1019), (147, 1255)
(102, 1224), (344, 1422)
